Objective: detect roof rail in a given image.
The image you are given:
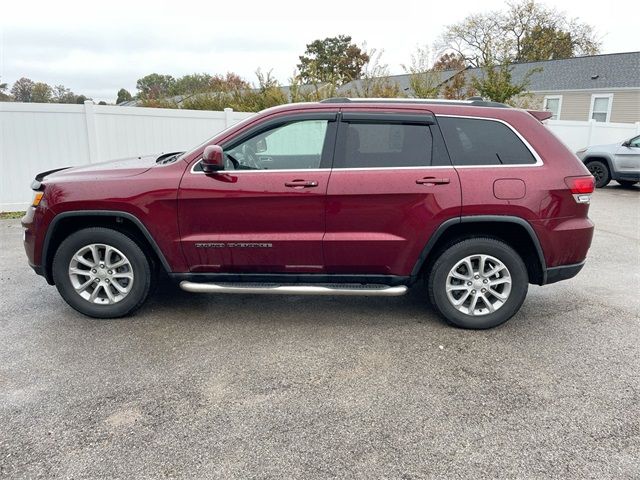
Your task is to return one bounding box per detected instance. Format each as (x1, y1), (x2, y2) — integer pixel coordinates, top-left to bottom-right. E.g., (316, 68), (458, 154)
(318, 97), (510, 108)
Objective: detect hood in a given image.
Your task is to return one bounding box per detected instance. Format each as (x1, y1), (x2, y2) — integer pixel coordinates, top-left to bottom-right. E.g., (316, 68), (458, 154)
(583, 142), (621, 153)
(42, 153), (168, 182)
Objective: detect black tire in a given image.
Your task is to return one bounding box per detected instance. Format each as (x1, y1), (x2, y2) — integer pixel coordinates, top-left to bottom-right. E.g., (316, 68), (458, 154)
(427, 238), (529, 329)
(617, 180), (638, 188)
(52, 227), (153, 318)
(586, 160), (611, 188)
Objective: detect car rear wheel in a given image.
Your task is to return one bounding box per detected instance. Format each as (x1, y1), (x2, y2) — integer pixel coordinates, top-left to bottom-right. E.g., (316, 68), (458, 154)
(617, 180), (638, 188)
(428, 238), (529, 329)
(52, 228), (153, 318)
(586, 160), (610, 188)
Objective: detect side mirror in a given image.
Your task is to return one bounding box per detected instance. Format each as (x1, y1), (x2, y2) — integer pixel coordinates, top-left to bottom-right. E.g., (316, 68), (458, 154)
(202, 145), (224, 172)
(622, 140), (631, 147)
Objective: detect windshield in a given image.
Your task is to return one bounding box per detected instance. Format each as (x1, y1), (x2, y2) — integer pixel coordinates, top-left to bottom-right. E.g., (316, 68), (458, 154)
(176, 112), (259, 162)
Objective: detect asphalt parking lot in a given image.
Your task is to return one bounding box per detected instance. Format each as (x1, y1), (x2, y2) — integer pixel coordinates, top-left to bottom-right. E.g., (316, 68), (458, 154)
(1, 186), (639, 479)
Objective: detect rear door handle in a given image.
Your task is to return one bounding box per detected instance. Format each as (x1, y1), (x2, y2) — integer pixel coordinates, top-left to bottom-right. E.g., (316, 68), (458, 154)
(416, 177), (450, 185)
(285, 179), (318, 188)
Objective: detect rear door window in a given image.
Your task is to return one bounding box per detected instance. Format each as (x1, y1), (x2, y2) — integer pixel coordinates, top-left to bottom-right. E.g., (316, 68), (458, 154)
(438, 117), (537, 166)
(333, 114), (450, 168)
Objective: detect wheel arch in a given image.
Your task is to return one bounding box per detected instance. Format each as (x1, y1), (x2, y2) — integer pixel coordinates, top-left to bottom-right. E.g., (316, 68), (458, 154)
(42, 211), (170, 284)
(583, 155), (614, 174)
(412, 216), (547, 285)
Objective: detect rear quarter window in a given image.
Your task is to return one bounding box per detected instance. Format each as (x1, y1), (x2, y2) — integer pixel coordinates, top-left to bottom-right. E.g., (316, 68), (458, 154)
(438, 117), (537, 166)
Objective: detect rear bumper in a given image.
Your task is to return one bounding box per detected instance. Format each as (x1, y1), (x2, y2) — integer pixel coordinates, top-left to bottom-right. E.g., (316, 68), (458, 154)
(543, 261), (585, 285)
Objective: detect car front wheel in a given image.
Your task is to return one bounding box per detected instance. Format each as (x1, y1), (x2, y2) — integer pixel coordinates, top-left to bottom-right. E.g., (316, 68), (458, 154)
(428, 238), (529, 329)
(52, 227), (152, 318)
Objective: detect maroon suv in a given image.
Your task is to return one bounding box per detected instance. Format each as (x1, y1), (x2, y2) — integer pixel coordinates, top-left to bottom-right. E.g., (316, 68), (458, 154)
(22, 98), (595, 329)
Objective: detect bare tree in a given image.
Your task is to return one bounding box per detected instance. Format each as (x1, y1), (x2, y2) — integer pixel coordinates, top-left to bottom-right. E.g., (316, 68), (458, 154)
(439, 0), (600, 66)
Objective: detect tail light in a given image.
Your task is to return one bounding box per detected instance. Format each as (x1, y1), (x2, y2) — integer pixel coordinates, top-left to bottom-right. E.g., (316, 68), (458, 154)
(565, 176), (595, 204)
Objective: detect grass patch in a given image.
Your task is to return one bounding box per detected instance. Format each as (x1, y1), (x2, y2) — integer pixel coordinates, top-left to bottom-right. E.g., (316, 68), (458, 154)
(0, 211), (25, 220)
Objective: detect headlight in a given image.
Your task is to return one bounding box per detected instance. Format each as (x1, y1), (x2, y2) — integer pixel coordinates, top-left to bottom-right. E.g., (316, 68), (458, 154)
(31, 191), (44, 207)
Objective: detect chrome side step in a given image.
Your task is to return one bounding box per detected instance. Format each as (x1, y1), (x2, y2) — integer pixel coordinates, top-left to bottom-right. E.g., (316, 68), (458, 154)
(179, 281), (408, 297)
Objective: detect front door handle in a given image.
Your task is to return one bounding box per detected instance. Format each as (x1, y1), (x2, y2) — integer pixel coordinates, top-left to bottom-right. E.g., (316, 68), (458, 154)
(285, 179), (318, 188)
(416, 177), (450, 185)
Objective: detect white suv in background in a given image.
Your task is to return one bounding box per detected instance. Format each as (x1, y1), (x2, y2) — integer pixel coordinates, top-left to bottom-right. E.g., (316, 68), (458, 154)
(577, 135), (640, 188)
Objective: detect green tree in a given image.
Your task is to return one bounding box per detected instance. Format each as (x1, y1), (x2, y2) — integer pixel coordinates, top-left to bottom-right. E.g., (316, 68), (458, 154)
(519, 26), (573, 62)
(171, 73), (213, 96)
(136, 73), (176, 100)
(75, 95), (88, 104)
(297, 35), (369, 85)
(116, 88), (132, 104)
(402, 46), (441, 98)
(180, 70), (286, 112)
(0, 80), (10, 101)
(209, 73), (250, 92)
(31, 82), (53, 103)
(442, 71), (477, 100)
(504, 0), (599, 61)
(471, 57), (538, 103)
(52, 85), (77, 103)
(11, 77), (35, 102)
(345, 49), (402, 98)
(288, 70), (337, 102)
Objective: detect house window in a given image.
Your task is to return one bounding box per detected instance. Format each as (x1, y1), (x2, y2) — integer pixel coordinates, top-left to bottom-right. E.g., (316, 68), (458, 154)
(589, 94), (613, 122)
(543, 95), (562, 120)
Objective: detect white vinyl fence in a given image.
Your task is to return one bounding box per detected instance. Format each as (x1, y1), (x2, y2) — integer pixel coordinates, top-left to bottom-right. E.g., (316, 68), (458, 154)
(546, 119), (640, 152)
(0, 101), (253, 211)
(1, 102), (639, 211)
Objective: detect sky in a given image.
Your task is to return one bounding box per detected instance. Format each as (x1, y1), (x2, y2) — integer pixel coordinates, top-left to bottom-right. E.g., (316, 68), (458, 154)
(1, 0), (638, 103)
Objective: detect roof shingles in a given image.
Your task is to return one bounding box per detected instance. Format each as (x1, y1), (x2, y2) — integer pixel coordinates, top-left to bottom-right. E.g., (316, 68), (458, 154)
(340, 51), (640, 95)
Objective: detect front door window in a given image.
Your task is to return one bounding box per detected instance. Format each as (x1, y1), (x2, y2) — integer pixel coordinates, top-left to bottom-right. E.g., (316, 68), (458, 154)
(225, 120), (329, 170)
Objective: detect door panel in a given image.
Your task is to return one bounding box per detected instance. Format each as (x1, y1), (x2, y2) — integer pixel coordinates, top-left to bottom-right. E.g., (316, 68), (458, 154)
(178, 115), (336, 273)
(323, 110), (461, 276)
(178, 170), (330, 273)
(324, 168), (461, 275)
(614, 142), (640, 172)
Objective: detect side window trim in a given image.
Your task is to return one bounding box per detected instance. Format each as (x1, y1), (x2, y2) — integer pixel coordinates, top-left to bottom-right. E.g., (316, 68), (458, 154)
(342, 112), (435, 125)
(222, 112), (336, 151)
(436, 114), (543, 168)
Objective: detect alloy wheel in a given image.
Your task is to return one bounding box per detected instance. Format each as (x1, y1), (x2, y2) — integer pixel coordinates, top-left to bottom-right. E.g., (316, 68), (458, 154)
(445, 254), (512, 316)
(68, 243), (135, 304)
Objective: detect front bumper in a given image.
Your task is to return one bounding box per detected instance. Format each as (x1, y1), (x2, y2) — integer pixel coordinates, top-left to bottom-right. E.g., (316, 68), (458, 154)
(613, 172), (640, 182)
(21, 206), (50, 282)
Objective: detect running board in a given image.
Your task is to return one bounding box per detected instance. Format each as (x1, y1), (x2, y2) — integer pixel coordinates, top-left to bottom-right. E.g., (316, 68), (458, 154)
(179, 281), (408, 297)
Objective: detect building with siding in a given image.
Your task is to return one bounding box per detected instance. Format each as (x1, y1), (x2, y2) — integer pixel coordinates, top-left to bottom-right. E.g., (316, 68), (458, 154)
(340, 51), (640, 124)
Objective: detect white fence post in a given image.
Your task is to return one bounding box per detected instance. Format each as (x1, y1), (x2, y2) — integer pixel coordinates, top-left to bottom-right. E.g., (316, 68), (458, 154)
(587, 119), (595, 147)
(84, 100), (98, 163)
(224, 107), (233, 128)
